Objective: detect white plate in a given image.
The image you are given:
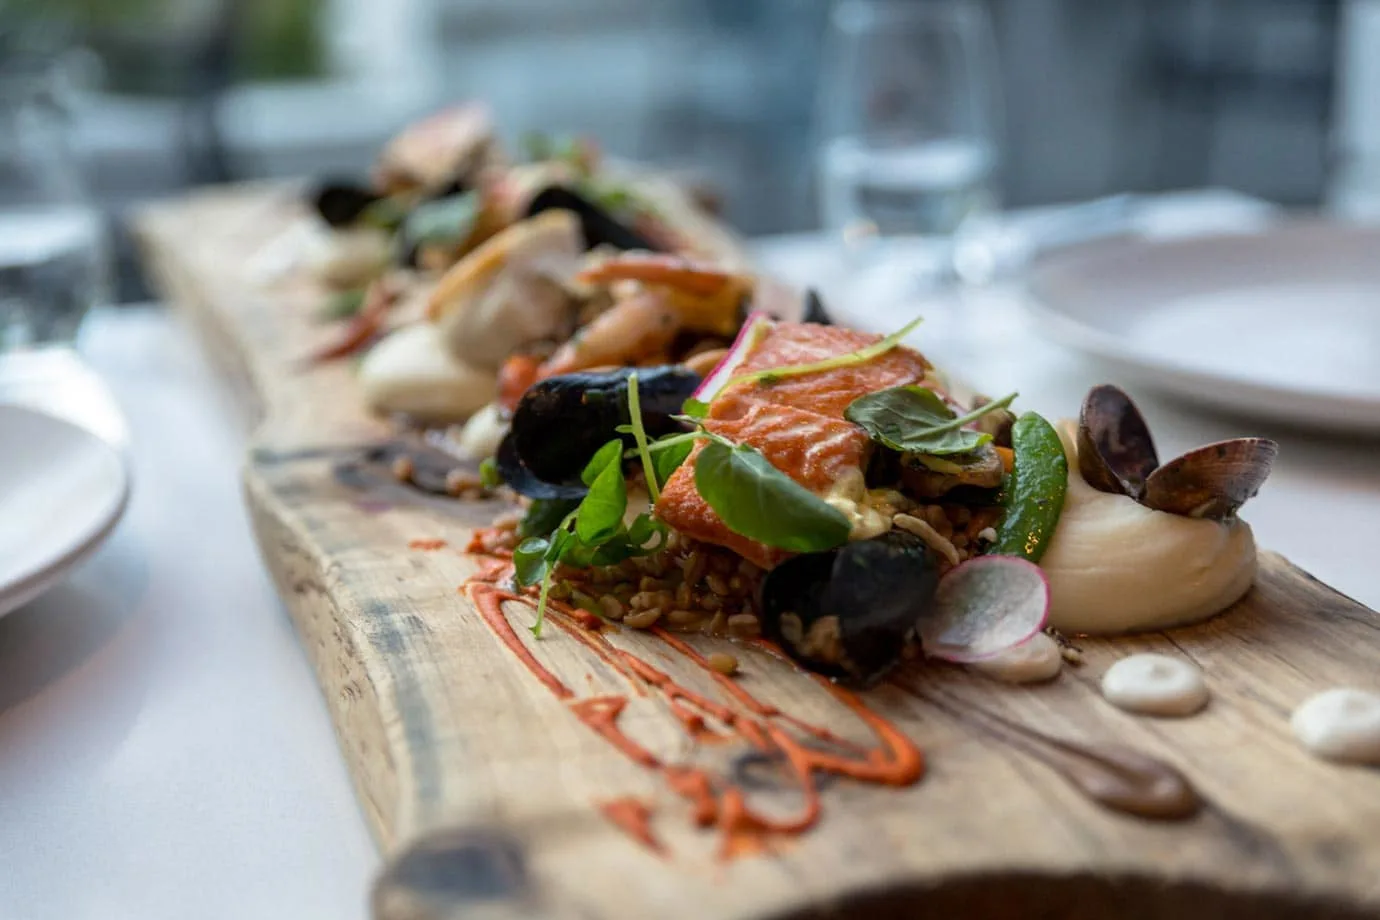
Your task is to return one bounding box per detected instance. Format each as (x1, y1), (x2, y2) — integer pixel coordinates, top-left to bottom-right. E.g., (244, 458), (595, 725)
(1026, 221), (1380, 431)
(0, 405), (130, 619)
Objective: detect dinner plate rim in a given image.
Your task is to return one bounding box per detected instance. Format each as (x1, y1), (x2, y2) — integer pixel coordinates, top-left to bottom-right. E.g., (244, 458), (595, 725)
(1025, 221), (1380, 431)
(0, 405), (131, 619)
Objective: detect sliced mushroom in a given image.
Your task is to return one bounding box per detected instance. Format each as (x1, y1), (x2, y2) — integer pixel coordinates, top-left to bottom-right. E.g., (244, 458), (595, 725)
(1077, 384), (1160, 498)
(427, 210), (583, 371)
(1141, 438), (1278, 520)
(900, 443), (1005, 498)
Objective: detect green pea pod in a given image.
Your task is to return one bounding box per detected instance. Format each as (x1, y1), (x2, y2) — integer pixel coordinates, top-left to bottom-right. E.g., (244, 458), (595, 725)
(992, 412), (1068, 562)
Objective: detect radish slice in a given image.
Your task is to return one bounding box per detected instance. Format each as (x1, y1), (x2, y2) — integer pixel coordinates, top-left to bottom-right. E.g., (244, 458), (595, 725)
(919, 556), (1050, 663)
(690, 311), (774, 404)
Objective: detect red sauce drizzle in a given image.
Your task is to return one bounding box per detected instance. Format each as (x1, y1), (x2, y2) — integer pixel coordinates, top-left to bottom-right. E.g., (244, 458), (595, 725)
(598, 798), (664, 855)
(462, 563), (924, 859)
(408, 538), (448, 551)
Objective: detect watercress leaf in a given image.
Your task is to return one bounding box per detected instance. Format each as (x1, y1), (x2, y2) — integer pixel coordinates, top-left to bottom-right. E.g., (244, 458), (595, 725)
(478, 456), (502, 489)
(693, 441), (852, 552)
(317, 288), (367, 322)
(403, 191), (479, 249)
(513, 537), (551, 587)
(575, 455), (627, 545)
(681, 397), (710, 419)
(581, 439), (624, 487)
(627, 512), (665, 548)
(845, 386), (1013, 456)
(518, 497), (581, 539)
(652, 438), (693, 488)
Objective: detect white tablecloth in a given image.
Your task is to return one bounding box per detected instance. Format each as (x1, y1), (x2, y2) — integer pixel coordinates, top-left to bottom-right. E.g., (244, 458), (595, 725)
(0, 309), (375, 920)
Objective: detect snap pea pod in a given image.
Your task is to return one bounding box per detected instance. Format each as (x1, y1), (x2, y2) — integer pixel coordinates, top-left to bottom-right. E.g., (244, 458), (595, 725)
(992, 412), (1068, 562)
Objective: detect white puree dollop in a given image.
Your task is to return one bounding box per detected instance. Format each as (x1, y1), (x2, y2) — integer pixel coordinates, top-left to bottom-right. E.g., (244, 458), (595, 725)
(1101, 653), (1208, 716)
(1291, 688), (1380, 765)
(1040, 421), (1257, 635)
(970, 632), (1062, 684)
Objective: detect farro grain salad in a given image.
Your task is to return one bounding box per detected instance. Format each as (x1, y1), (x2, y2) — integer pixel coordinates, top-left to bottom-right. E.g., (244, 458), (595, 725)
(481, 311), (1278, 685)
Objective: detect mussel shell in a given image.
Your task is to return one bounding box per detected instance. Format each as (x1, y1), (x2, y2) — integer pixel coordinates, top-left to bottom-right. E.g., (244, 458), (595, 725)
(760, 530), (940, 686)
(495, 432), (588, 500)
(525, 186), (661, 252)
(311, 180), (382, 228)
(1078, 384), (1160, 498)
(508, 366), (700, 487)
(1141, 437), (1277, 520)
(802, 288), (833, 325)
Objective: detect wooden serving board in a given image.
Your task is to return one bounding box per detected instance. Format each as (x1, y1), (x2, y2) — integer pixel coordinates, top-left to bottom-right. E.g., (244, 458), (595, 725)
(136, 186), (1380, 920)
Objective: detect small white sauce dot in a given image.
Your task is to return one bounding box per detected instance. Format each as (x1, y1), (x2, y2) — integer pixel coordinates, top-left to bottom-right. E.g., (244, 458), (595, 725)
(1291, 688), (1380, 765)
(970, 633), (1062, 684)
(1101, 653), (1208, 717)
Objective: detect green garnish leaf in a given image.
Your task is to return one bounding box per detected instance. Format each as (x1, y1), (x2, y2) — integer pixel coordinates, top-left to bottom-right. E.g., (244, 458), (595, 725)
(845, 386), (1018, 456)
(359, 196), (408, 232)
(725, 315), (924, 392)
(518, 497), (581, 539)
(693, 441), (851, 553)
(681, 397), (710, 419)
(478, 456), (501, 489)
(402, 190), (479, 249)
(653, 438), (693, 488)
(317, 288), (367, 322)
(575, 441), (628, 545)
(581, 440), (624, 487)
(626, 373), (663, 503)
(513, 537), (552, 587)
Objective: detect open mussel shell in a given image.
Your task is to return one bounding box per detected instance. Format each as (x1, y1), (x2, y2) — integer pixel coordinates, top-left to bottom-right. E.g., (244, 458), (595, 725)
(508, 366), (699, 488)
(1140, 437), (1277, 520)
(311, 180), (383, 228)
(1078, 384), (1160, 498)
(760, 530), (940, 686)
(525, 186), (661, 252)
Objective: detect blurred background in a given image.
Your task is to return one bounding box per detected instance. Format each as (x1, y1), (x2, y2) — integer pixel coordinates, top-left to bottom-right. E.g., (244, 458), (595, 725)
(2, 0), (1379, 301)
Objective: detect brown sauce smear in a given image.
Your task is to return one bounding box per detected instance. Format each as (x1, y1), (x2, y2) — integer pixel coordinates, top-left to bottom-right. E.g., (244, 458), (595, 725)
(907, 684), (1203, 821)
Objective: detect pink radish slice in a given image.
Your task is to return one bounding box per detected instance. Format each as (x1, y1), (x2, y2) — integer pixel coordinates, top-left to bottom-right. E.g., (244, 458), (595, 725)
(919, 556), (1050, 663)
(690, 311), (774, 404)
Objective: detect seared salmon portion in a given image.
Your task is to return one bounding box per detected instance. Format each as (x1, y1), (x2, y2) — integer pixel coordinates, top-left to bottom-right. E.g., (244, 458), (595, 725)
(654, 401), (873, 569)
(711, 322), (931, 420)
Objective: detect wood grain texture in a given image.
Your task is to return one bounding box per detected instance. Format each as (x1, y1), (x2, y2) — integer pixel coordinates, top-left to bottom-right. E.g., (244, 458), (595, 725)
(136, 185), (1380, 920)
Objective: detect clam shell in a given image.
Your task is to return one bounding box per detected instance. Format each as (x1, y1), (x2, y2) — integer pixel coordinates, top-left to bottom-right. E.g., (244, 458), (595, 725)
(1077, 384), (1160, 498)
(1141, 437), (1278, 520)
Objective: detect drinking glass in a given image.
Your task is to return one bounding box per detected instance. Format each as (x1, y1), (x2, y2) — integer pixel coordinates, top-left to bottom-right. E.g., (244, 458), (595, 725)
(817, 0), (1001, 288)
(0, 58), (106, 353)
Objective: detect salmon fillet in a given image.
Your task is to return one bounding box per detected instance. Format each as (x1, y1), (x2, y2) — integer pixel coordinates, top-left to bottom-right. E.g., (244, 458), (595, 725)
(711, 323), (931, 420)
(654, 401), (872, 569)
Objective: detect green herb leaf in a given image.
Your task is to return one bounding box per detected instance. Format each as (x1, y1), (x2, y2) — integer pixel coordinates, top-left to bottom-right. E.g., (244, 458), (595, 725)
(478, 456), (501, 489)
(725, 315), (924, 392)
(626, 373), (663, 503)
(317, 288), (367, 322)
(513, 537), (551, 587)
(402, 191), (479, 249)
(681, 397), (710, 419)
(693, 441), (851, 552)
(581, 440), (624, 487)
(845, 386), (1018, 456)
(575, 442), (628, 545)
(653, 438), (693, 488)
(359, 196), (408, 232)
(519, 497), (581, 539)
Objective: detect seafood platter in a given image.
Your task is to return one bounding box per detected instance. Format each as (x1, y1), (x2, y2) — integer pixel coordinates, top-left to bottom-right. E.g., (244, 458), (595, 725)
(136, 105), (1380, 920)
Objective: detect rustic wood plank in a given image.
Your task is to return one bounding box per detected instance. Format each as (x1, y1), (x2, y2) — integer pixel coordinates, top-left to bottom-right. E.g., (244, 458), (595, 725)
(136, 185), (1380, 920)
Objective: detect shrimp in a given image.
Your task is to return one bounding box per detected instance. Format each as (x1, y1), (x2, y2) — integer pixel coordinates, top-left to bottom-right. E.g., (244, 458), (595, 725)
(575, 252), (751, 337)
(537, 290), (681, 378)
